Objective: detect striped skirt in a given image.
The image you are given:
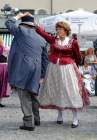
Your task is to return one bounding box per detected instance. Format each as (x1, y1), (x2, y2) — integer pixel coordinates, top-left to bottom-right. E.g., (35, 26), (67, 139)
(39, 62), (90, 110)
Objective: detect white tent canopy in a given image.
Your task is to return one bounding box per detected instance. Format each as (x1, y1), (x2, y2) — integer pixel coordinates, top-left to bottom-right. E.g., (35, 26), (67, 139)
(61, 9), (97, 34)
(80, 30), (97, 41)
(62, 9), (96, 17)
(39, 9), (97, 39)
(39, 14), (70, 33)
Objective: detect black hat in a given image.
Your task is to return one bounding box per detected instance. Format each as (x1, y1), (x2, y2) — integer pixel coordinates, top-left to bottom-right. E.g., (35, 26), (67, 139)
(20, 15), (35, 27)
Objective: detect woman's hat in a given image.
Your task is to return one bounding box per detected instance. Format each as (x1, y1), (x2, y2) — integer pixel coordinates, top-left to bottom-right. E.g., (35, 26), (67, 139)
(20, 15), (35, 27)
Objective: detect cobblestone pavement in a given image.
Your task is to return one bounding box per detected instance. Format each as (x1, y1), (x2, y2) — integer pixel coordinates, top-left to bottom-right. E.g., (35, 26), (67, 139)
(0, 93), (97, 140)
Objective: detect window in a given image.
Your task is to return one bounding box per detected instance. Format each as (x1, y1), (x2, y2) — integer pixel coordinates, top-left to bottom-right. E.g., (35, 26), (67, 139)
(20, 9), (35, 15)
(37, 9), (48, 15)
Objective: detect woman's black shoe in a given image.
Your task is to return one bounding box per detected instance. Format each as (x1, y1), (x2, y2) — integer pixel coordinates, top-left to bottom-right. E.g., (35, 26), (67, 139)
(0, 104), (5, 107)
(71, 123), (79, 128)
(19, 125), (35, 131)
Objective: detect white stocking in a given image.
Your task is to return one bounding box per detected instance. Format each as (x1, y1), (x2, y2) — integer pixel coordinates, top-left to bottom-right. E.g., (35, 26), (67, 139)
(72, 110), (78, 125)
(57, 110), (63, 121)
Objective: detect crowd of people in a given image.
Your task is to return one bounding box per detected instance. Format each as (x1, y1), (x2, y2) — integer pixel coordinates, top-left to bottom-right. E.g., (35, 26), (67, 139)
(0, 11), (96, 131)
(79, 48), (97, 96)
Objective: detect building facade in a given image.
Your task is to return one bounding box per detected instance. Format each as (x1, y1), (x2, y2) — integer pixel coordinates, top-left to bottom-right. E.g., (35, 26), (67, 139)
(0, 0), (97, 47)
(0, 0), (97, 15)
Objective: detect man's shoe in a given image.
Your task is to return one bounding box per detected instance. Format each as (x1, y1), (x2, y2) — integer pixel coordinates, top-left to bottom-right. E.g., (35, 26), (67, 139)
(57, 120), (63, 124)
(19, 125), (35, 131)
(34, 121), (40, 126)
(0, 103), (5, 107)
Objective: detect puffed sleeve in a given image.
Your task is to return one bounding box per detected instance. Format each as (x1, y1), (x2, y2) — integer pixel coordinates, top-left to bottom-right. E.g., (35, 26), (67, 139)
(36, 26), (55, 44)
(72, 39), (81, 66)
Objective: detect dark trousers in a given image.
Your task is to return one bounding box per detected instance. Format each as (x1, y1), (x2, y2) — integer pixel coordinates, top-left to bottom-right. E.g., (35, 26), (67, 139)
(31, 94), (40, 122)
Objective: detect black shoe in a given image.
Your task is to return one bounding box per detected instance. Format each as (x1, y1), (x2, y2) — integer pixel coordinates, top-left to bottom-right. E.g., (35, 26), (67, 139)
(0, 104), (5, 107)
(57, 120), (63, 124)
(19, 125), (35, 131)
(71, 123), (79, 128)
(34, 121), (40, 126)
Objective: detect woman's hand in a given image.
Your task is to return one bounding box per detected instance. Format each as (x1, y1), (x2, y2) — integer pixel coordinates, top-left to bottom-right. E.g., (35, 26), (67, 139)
(15, 12), (25, 20)
(15, 12), (33, 20)
(23, 12), (33, 17)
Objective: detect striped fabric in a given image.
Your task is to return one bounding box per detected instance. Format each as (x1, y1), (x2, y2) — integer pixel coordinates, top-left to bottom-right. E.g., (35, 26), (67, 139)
(39, 62), (85, 109)
(0, 34), (13, 47)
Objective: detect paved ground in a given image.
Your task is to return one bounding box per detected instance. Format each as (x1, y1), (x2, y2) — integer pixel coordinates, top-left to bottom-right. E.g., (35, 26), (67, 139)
(0, 93), (97, 140)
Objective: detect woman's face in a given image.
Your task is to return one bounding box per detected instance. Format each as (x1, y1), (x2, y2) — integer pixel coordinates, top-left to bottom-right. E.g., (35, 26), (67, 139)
(87, 48), (94, 55)
(56, 27), (67, 38)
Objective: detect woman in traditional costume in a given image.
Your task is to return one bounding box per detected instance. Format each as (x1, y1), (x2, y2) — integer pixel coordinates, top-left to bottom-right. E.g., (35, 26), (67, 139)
(35, 21), (90, 128)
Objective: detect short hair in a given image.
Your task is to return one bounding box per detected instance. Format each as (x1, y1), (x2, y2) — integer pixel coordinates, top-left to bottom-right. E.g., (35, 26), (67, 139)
(85, 48), (94, 55)
(55, 21), (71, 36)
(72, 33), (77, 40)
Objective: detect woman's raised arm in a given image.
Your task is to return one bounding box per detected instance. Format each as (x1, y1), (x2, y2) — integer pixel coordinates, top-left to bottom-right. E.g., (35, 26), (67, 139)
(36, 26), (55, 44)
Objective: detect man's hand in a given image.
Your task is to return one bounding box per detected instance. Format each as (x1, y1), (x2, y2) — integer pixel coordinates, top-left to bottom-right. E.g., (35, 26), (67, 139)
(39, 78), (44, 84)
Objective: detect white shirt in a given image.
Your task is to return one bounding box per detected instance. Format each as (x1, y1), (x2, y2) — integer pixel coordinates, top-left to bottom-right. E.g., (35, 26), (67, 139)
(56, 37), (70, 49)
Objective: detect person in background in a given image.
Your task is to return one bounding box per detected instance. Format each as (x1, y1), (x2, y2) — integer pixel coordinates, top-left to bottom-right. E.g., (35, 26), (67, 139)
(80, 51), (86, 66)
(72, 33), (85, 66)
(85, 48), (97, 64)
(5, 12), (48, 131)
(79, 59), (96, 96)
(84, 48), (97, 96)
(72, 33), (77, 40)
(35, 20), (90, 128)
(0, 37), (9, 107)
(0, 37), (3, 54)
(0, 37), (7, 63)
